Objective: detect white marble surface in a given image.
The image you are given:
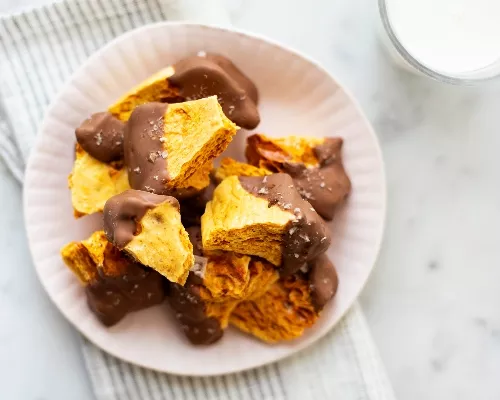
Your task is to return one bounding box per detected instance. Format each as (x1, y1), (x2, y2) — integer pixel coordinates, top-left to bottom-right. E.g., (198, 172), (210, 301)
(2, 0), (500, 399)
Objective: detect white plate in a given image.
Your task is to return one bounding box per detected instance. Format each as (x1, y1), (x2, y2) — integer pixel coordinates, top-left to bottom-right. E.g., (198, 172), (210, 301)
(23, 22), (386, 376)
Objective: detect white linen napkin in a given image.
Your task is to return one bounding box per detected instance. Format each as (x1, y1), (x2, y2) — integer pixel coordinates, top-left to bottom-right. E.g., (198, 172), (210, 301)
(0, 1), (396, 399)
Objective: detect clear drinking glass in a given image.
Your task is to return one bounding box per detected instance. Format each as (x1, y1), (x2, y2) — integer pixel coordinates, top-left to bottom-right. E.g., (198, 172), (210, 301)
(377, 0), (500, 84)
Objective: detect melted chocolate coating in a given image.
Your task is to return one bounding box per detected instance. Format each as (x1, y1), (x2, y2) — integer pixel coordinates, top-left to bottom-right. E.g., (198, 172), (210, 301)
(168, 53), (260, 129)
(103, 189), (179, 249)
(283, 138), (351, 220)
(124, 102), (171, 194)
(168, 275), (223, 345)
(75, 112), (125, 163)
(307, 254), (339, 311)
(86, 259), (165, 326)
(238, 174), (331, 276)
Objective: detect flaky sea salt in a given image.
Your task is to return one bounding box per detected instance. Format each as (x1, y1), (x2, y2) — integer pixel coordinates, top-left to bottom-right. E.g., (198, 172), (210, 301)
(95, 132), (103, 146)
(148, 152), (159, 163)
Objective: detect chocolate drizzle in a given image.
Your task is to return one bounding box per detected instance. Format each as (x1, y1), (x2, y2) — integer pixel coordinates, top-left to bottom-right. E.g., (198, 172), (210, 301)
(168, 53), (260, 129)
(168, 276), (223, 345)
(283, 138), (351, 220)
(103, 189), (179, 249)
(86, 254), (165, 326)
(124, 102), (170, 194)
(307, 254), (338, 311)
(238, 174), (331, 276)
(75, 112), (125, 163)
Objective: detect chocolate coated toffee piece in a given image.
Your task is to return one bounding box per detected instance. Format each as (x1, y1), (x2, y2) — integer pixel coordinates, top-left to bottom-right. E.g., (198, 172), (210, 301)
(246, 134), (351, 220)
(202, 174), (331, 276)
(124, 97), (237, 194)
(168, 53), (260, 129)
(103, 189), (178, 248)
(104, 190), (194, 285)
(238, 174), (331, 275)
(108, 53), (260, 128)
(61, 231), (164, 326)
(86, 257), (164, 326)
(75, 112), (125, 163)
(282, 138), (351, 220)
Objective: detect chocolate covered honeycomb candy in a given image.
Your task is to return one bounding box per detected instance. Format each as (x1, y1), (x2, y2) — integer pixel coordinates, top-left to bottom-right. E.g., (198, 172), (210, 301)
(186, 226), (279, 302)
(246, 133), (351, 220)
(168, 227), (279, 345)
(124, 97), (237, 192)
(104, 190), (194, 284)
(61, 231), (165, 326)
(69, 112), (130, 217)
(108, 53), (259, 129)
(201, 173), (331, 276)
(230, 255), (338, 343)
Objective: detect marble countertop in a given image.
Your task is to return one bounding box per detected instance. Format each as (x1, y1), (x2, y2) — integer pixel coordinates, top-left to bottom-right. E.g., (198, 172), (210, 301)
(2, 0), (500, 399)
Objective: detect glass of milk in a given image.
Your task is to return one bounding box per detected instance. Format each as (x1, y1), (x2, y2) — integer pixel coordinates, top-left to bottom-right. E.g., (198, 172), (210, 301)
(378, 0), (500, 83)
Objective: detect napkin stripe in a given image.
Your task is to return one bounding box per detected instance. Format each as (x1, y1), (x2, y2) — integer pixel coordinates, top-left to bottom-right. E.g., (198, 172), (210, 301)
(0, 23), (41, 127)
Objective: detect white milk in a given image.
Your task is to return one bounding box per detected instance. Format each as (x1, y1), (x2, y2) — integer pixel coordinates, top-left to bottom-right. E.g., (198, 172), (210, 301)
(384, 0), (500, 75)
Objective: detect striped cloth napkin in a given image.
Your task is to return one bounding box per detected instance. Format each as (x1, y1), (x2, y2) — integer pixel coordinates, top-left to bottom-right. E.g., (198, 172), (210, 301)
(0, 1), (396, 399)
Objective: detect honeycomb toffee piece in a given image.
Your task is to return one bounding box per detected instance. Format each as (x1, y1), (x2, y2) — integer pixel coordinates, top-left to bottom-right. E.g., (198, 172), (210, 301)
(230, 273), (319, 343)
(171, 161), (213, 200)
(246, 134), (351, 220)
(108, 66), (183, 121)
(69, 144), (130, 217)
(168, 227), (278, 345)
(186, 226), (279, 302)
(75, 112), (125, 163)
(201, 174), (331, 276)
(124, 96), (237, 193)
(108, 53), (259, 129)
(213, 157), (271, 183)
(167, 53), (260, 129)
(103, 190), (194, 284)
(61, 231), (165, 326)
(305, 253), (339, 311)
